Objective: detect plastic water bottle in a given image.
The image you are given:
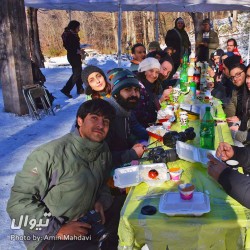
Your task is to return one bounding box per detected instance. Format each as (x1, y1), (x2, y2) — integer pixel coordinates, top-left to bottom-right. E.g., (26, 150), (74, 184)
(180, 67), (188, 92)
(200, 107), (214, 150)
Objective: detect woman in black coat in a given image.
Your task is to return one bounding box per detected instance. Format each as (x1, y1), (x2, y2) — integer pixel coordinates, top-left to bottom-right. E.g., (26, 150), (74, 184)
(60, 20), (85, 98)
(165, 17), (191, 73)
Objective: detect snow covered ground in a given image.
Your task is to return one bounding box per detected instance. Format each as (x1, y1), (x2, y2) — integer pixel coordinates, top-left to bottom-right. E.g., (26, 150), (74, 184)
(0, 55), (130, 250)
(1, 12), (250, 247)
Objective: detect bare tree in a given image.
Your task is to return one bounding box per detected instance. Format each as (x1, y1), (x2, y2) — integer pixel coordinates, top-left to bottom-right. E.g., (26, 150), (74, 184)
(26, 7), (44, 67)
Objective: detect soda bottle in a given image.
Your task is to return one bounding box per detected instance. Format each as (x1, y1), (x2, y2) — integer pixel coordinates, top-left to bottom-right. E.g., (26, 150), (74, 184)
(189, 81), (196, 100)
(193, 66), (201, 90)
(200, 107), (214, 150)
(180, 67), (188, 92)
(187, 61), (195, 83)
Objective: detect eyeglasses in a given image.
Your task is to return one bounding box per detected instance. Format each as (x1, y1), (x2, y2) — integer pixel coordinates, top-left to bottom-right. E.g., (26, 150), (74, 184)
(137, 50), (146, 54)
(230, 70), (244, 81)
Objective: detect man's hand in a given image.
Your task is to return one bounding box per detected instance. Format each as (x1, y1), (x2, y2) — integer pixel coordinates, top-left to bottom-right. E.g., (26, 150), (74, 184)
(56, 221), (91, 240)
(132, 144), (145, 158)
(207, 154), (228, 181)
(230, 125), (239, 131)
(216, 142), (234, 161)
(226, 116), (240, 123)
(94, 201), (105, 224)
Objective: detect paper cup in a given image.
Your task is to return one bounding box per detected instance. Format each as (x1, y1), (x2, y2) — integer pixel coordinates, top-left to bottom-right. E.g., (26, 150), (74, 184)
(226, 160), (239, 170)
(178, 183), (195, 200)
(169, 168), (182, 181)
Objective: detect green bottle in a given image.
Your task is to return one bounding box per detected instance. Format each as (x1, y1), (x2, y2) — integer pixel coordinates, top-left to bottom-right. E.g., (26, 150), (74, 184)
(190, 81), (196, 100)
(200, 107), (215, 150)
(180, 67), (188, 92)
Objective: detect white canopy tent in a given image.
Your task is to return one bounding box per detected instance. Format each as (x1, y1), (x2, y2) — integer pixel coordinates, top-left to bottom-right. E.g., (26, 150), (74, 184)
(24, 0), (250, 65)
(24, 0), (250, 12)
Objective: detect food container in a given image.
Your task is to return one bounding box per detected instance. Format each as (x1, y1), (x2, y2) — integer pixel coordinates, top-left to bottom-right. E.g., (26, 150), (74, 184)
(176, 141), (216, 166)
(159, 192), (210, 216)
(146, 126), (168, 140)
(113, 163), (170, 188)
(178, 183), (195, 200)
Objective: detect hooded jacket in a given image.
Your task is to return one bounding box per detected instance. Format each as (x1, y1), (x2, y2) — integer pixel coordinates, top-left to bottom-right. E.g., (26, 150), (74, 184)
(165, 18), (191, 65)
(105, 97), (148, 167)
(7, 130), (113, 250)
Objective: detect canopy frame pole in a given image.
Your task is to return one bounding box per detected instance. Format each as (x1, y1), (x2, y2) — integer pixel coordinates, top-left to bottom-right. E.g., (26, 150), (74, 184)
(118, 0), (122, 67)
(247, 29), (250, 65)
(155, 4), (159, 41)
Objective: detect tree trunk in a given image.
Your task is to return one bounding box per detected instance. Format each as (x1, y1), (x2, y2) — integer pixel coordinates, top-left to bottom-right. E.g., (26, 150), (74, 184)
(232, 10), (238, 33)
(0, 0), (33, 115)
(142, 12), (147, 46)
(111, 13), (118, 52)
(26, 7), (45, 67)
(189, 12), (203, 41)
(148, 12), (155, 42)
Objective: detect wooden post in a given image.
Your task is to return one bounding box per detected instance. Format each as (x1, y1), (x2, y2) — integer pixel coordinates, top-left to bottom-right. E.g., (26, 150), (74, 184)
(0, 0), (33, 115)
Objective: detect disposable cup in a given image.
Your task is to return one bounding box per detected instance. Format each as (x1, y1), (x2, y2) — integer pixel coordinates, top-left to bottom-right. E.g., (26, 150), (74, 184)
(178, 183), (195, 200)
(226, 160), (239, 170)
(169, 168), (182, 181)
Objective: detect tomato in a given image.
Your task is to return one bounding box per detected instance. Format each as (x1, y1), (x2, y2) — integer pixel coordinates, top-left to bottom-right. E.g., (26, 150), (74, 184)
(148, 169), (159, 179)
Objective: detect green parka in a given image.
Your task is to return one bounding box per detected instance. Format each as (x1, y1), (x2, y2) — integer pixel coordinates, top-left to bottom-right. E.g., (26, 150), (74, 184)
(7, 130), (113, 250)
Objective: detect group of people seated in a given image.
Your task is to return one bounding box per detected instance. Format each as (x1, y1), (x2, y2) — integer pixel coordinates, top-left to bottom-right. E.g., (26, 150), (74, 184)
(7, 17), (250, 250)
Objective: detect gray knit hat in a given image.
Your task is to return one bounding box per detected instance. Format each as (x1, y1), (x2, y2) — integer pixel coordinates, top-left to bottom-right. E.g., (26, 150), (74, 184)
(111, 69), (141, 96)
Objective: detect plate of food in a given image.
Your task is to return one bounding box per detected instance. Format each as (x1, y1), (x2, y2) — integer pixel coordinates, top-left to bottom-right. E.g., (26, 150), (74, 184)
(113, 163), (170, 188)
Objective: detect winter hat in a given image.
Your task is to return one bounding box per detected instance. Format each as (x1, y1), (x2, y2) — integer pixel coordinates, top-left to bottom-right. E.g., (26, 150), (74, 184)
(148, 41), (161, 52)
(111, 69), (141, 96)
(213, 49), (225, 58)
(107, 68), (125, 81)
(175, 17), (185, 28)
(138, 57), (161, 72)
(223, 55), (242, 71)
(202, 18), (210, 25)
(82, 65), (107, 86)
(82, 65), (107, 95)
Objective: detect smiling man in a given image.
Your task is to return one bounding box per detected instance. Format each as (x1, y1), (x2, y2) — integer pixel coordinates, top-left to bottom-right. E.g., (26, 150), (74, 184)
(105, 69), (148, 167)
(7, 99), (116, 250)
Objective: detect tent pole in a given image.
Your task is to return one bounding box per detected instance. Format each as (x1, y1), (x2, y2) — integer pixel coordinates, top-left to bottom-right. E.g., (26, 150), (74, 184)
(69, 10), (72, 21)
(118, 1), (122, 67)
(247, 30), (250, 65)
(155, 4), (159, 41)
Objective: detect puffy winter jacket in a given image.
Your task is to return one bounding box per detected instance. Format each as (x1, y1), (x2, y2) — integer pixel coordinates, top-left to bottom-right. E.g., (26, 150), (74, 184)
(7, 131), (113, 250)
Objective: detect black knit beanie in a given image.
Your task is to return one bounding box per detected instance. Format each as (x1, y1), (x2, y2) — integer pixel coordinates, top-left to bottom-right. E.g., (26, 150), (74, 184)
(82, 65), (107, 95)
(223, 55), (242, 71)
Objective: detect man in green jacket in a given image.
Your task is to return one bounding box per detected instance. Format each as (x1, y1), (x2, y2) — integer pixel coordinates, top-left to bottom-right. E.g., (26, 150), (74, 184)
(196, 18), (219, 62)
(7, 99), (116, 250)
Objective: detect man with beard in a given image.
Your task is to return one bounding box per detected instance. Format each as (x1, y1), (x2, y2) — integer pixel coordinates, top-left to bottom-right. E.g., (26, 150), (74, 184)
(105, 69), (148, 167)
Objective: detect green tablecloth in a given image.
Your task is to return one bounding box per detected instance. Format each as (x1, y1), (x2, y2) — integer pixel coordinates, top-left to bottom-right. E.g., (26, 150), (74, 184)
(118, 120), (250, 250)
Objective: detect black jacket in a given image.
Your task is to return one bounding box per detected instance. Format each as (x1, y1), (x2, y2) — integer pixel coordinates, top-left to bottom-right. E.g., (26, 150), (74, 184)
(218, 145), (250, 208)
(105, 97), (148, 167)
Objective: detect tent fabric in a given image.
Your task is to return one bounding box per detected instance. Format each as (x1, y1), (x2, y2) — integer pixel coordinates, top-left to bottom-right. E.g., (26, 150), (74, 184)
(24, 0), (250, 12)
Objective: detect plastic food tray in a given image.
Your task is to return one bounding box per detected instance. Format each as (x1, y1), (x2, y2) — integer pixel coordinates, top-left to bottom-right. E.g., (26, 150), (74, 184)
(176, 141), (216, 166)
(159, 192), (210, 216)
(146, 126), (167, 140)
(113, 163), (170, 188)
